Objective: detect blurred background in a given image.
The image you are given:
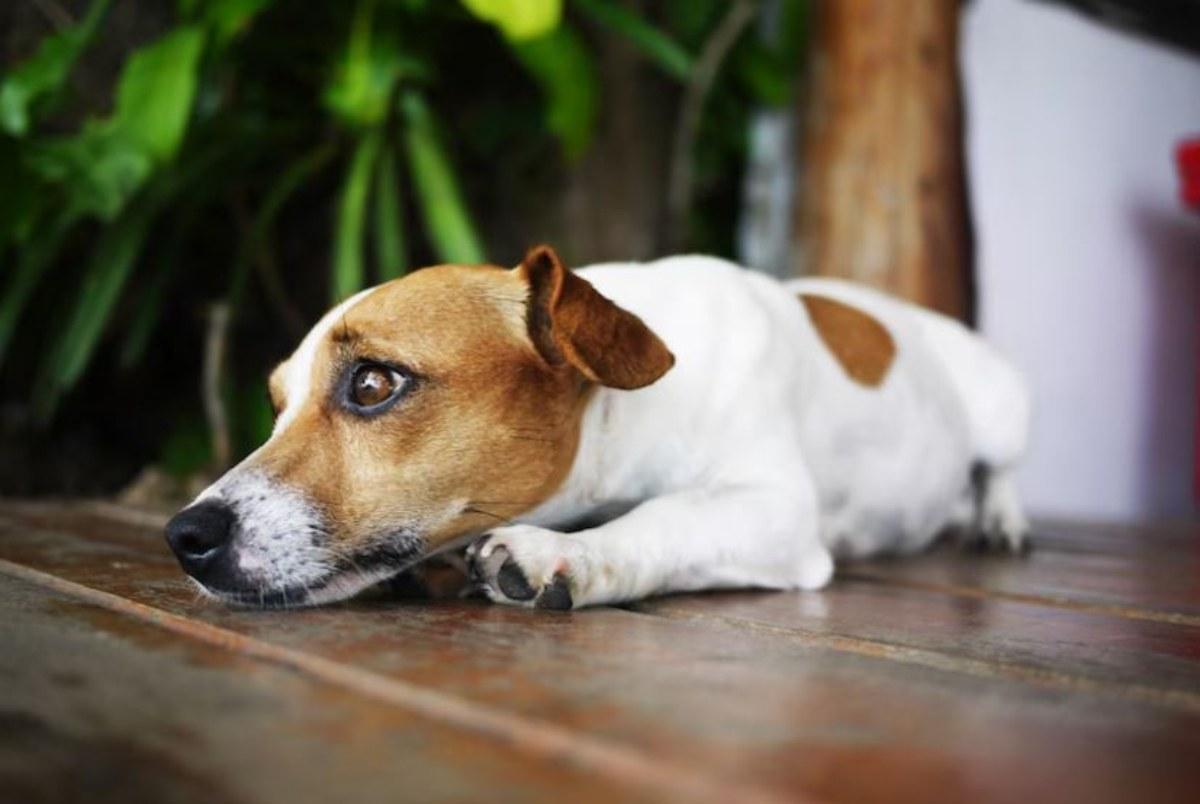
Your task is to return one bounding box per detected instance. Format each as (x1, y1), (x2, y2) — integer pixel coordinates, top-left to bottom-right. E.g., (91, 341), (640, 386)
(0, 0), (1196, 523)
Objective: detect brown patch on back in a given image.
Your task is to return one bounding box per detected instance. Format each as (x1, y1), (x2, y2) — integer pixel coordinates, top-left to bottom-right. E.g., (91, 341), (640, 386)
(799, 293), (896, 387)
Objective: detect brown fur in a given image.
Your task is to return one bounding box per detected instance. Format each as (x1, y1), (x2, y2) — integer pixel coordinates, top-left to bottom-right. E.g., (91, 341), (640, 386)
(246, 246), (672, 556)
(799, 293), (896, 387)
(519, 245), (674, 390)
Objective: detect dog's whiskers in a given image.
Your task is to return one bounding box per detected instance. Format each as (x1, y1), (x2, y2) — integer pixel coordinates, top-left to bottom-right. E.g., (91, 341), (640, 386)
(323, 542), (369, 577)
(464, 504), (516, 527)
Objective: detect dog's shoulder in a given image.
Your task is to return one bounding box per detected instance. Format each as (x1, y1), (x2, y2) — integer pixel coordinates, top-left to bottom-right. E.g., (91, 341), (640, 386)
(578, 255), (786, 317)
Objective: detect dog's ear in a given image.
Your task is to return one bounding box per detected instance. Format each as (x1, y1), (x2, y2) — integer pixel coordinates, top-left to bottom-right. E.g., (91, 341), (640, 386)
(518, 245), (674, 390)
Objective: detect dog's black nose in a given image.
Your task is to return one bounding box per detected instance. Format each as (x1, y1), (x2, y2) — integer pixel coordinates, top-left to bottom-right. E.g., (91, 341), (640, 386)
(165, 500), (235, 580)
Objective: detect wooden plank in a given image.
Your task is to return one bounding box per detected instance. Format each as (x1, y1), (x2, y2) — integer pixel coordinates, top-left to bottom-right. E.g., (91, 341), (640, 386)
(1032, 518), (1198, 557)
(843, 536), (1200, 623)
(2, 502), (1200, 804)
(0, 572), (645, 804)
(635, 578), (1200, 706)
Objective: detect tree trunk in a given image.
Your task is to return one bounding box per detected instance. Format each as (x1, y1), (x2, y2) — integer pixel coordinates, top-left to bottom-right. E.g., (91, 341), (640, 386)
(795, 0), (972, 320)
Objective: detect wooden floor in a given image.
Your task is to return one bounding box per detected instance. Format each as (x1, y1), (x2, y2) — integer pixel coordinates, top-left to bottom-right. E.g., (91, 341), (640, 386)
(1, 501), (1198, 804)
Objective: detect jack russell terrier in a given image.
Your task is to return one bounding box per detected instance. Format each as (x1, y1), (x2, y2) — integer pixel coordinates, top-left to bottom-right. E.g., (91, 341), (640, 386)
(165, 245), (1030, 610)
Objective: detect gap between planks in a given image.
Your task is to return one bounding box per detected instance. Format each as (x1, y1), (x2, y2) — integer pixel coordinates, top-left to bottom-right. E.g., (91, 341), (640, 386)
(625, 603), (1200, 715)
(0, 558), (798, 804)
(840, 570), (1200, 628)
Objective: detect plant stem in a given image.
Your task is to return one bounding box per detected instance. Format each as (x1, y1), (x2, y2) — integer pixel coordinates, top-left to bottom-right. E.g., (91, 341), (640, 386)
(203, 302), (232, 471)
(664, 0), (758, 252)
(31, 0), (74, 30)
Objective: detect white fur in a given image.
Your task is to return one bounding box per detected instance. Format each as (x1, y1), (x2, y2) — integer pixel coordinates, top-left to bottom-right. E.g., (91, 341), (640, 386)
(216, 471), (330, 586)
(479, 257), (1030, 608)
(184, 256), (1030, 610)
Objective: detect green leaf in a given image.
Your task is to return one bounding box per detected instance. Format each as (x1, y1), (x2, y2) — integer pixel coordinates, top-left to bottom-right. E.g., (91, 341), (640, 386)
(229, 143), (336, 306)
(0, 209), (80, 365)
(373, 141), (407, 280)
(118, 252), (178, 370)
(33, 134), (233, 415)
(775, 0), (811, 71)
(461, 0), (562, 41)
(5, 133), (227, 379)
(33, 195), (158, 417)
(662, 0), (723, 46)
(736, 42), (793, 107)
(159, 413), (212, 478)
(273, 145), (338, 210)
(324, 0), (425, 128)
(332, 128), (383, 301)
(124, 130), (261, 368)
(401, 92), (484, 265)
(0, 136), (47, 246)
(234, 379), (275, 457)
(28, 134), (151, 220)
(511, 24), (598, 160)
(571, 0), (692, 80)
(110, 26), (207, 162)
(118, 203), (205, 369)
(0, 0), (112, 137)
(27, 26), (207, 220)
(200, 0), (276, 45)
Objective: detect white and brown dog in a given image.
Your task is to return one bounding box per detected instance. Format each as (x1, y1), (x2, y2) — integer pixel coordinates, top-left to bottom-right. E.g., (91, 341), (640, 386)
(165, 245), (1030, 610)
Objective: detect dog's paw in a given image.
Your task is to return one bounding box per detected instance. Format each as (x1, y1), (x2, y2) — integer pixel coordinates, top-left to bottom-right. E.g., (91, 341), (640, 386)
(967, 471), (1031, 553)
(466, 526), (582, 610)
(977, 507), (1030, 553)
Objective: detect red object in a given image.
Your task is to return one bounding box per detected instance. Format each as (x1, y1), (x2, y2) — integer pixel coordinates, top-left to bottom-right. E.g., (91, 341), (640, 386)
(1183, 139), (1200, 504)
(1179, 139), (1200, 210)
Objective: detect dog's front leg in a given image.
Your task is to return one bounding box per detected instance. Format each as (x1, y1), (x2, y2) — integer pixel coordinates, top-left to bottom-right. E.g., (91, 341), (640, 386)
(467, 487), (832, 610)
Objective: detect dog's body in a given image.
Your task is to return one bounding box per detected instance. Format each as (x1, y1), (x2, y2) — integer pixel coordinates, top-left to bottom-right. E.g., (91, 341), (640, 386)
(165, 248), (1030, 610)
(470, 257), (1029, 607)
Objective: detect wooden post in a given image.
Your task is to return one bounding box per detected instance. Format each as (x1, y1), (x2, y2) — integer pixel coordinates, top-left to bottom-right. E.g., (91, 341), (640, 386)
(795, 0), (972, 320)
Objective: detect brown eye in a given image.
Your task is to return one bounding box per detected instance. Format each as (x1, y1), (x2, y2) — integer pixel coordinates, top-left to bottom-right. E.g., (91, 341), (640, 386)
(350, 364), (400, 409)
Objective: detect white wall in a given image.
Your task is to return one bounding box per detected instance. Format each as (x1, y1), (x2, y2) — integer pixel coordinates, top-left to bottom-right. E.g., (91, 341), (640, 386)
(961, 0), (1200, 521)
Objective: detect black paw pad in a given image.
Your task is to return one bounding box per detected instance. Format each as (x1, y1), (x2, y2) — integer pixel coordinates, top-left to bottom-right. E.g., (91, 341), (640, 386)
(497, 557), (536, 600)
(534, 573), (573, 611)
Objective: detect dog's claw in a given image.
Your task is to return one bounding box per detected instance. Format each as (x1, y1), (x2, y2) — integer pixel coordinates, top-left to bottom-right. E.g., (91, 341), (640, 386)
(534, 573), (573, 611)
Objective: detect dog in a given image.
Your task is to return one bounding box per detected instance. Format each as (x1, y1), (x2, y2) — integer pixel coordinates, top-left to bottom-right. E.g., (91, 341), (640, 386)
(164, 245), (1030, 610)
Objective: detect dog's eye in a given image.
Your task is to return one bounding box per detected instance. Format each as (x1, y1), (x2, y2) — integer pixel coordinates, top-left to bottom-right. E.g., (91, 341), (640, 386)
(349, 364), (403, 410)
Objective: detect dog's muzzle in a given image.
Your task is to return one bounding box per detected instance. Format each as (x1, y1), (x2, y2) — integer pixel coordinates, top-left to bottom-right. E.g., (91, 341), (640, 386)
(164, 473), (426, 607)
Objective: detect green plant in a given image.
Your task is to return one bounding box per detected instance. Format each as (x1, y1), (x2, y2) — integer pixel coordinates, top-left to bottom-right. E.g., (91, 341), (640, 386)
(0, 0), (804, 474)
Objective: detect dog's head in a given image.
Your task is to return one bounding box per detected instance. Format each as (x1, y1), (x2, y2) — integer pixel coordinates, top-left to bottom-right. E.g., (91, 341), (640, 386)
(164, 246), (673, 606)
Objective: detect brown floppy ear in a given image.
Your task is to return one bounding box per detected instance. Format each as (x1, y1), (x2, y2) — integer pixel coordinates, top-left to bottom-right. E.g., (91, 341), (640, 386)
(517, 245), (674, 390)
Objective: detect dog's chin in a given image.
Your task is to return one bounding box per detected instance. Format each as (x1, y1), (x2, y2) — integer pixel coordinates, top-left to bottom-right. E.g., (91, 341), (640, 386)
(191, 564), (403, 609)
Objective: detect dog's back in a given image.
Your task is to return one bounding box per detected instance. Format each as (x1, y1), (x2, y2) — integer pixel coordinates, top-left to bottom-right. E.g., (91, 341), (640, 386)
(575, 258), (1030, 558)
